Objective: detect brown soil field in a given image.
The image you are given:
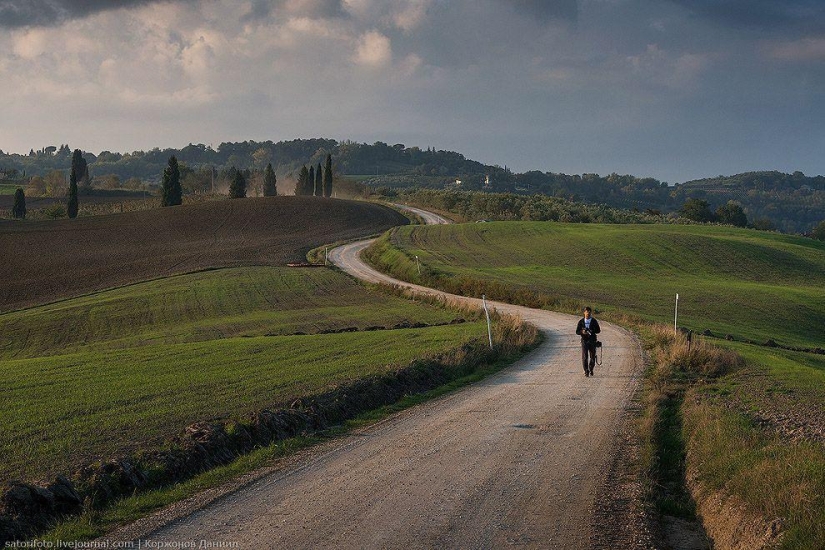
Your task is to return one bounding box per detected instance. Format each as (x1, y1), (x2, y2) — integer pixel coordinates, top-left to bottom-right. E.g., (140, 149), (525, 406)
(0, 196), (407, 312)
(0, 189), (147, 209)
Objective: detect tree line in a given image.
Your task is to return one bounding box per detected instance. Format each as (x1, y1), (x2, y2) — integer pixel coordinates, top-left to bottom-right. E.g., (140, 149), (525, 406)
(3, 138), (823, 233)
(159, 153), (332, 206)
(384, 188), (825, 238)
(8, 150), (333, 219)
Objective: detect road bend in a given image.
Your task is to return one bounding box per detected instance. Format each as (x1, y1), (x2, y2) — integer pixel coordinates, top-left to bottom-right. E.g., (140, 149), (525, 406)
(135, 215), (643, 549)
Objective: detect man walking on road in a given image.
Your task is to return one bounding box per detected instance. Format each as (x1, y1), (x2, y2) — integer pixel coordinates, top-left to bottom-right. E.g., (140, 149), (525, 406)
(576, 306), (601, 377)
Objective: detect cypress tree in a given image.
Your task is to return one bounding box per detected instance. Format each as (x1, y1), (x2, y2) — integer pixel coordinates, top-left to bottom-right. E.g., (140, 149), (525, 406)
(297, 165), (310, 195)
(71, 149), (89, 191)
(315, 162), (322, 197)
(67, 170), (79, 219)
(263, 163), (277, 196)
(161, 156), (182, 206)
(323, 154), (333, 198)
(308, 165), (315, 196)
(12, 188), (26, 219)
(229, 170), (247, 198)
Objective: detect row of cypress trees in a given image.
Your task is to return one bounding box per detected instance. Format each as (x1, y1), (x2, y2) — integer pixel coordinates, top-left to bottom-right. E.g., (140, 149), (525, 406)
(161, 156), (275, 205)
(295, 154), (333, 197)
(11, 151), (331, 218)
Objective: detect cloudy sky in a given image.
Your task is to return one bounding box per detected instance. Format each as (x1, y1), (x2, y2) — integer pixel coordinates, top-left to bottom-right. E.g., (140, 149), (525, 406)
(1, 0), (823, 182)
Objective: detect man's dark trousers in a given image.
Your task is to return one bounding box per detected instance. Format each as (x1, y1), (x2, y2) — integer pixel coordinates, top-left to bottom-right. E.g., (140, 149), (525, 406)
(582, 341), (596, 375)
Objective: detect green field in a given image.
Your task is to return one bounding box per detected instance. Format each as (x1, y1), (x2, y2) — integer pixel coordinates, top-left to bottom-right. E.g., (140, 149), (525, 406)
(0, 266), (487, 482)
(0, 267), (465, 359)
(0, 183), (21, 195)
(368, 219), (825, 548)
(376, 222), (825, 349)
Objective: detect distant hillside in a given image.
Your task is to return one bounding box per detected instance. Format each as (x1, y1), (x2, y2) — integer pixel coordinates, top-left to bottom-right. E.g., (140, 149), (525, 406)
(678, 171), (825, 234)
(0, 139), (485, 183)
(2, 141), (823, 233)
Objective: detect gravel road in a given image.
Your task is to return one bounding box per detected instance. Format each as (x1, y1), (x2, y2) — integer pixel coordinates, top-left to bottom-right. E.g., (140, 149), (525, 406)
(134, 231), (644, 549)
(391, 203), (452, 225)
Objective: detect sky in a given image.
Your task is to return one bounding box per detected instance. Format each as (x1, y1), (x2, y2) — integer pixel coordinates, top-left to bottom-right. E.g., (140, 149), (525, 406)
(1, 0), (824, 183)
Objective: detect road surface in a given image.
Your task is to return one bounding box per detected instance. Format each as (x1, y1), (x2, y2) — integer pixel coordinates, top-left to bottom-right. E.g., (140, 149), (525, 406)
(133, 218), (643, 549)
(391, 203), (452, 225)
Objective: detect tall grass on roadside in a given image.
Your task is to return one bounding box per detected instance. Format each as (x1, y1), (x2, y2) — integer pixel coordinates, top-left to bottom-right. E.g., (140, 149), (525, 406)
(640, 326), (825, 548)
(682, 393), (825, 549)
(639, 326), (743, 521)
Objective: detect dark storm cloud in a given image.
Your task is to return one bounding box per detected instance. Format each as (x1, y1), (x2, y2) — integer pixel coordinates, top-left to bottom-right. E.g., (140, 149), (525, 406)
(507, 0), (578, 24)
(240, 0), (346, 24)
(668, 0), (825, 32)
(0, 0), (164, 28)
(239, 0), (275, 24)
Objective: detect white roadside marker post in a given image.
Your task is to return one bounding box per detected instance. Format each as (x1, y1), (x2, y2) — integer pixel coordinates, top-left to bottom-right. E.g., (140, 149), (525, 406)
(674, 293), (679, 335)
(483, 294), (493, 350)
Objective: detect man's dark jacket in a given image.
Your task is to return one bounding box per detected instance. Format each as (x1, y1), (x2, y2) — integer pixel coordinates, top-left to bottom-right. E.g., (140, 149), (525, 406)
(576, 318), (601, 344)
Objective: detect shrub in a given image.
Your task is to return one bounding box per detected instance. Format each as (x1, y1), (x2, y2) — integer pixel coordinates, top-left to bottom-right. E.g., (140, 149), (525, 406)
(12, 188), (26, 219)
(44, 204), (67, 219)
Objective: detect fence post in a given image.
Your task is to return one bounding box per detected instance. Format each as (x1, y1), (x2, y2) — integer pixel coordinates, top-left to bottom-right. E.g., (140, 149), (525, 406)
(482, 294), (493, 350)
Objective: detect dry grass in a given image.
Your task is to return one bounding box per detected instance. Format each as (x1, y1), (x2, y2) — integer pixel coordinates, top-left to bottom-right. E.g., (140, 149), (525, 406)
(646, 326), (745, 379)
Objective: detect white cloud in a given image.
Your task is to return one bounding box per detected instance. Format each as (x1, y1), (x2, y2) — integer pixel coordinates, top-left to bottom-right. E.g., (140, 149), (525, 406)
(12, 28), (50, 59)
(399, 53), (423, 75)
(354, 30), (392, 68)
(392, 0), (431, 32)
(181, 36), (216, 79)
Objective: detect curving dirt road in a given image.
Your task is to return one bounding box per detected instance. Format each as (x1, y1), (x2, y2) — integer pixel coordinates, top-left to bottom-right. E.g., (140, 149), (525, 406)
(136, 219), (644, 549)
(391, 203), (452, 225)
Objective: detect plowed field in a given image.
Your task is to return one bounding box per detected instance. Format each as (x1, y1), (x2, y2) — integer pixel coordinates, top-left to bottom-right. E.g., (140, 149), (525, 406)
(0, 197), (407, 312)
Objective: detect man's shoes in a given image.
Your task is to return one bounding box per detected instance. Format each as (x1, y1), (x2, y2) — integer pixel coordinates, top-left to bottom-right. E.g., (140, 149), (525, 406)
(589, 369), (594, 376)
(584, 371), (589, 377)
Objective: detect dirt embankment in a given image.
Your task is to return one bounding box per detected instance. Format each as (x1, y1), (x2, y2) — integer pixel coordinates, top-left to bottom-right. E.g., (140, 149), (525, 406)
(0, 197), (407, 312)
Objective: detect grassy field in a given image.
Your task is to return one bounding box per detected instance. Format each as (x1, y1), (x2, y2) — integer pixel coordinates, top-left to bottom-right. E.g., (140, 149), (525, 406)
(368, 220), (825, 548)
(0, 183), (21, 195)
(0, 267), (463, 359)
(374, 222), (825, 349)
(0, 265), (487, 483)
(0, 196), (408, 312)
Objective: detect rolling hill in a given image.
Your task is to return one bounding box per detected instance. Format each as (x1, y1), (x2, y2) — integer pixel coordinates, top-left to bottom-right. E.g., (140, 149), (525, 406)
(0, 196), (407, 312)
